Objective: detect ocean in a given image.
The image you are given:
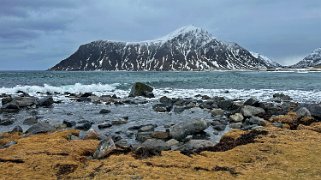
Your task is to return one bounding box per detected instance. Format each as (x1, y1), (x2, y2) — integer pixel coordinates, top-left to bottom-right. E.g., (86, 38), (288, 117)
(0, 71), (321, 102)
(0, 71), (321, 142)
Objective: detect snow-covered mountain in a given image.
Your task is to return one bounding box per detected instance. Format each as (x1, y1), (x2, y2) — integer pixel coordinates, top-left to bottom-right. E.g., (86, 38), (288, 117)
(50, 26), (279, 71)
(290, 48), (321, 68)
(250, 52), (282, 68)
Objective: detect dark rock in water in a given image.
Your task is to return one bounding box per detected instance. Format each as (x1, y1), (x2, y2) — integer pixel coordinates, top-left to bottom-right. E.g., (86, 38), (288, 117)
(1, 101), (20, 112)
(173, 106), (186, 114)
(169, 119), (209, 140)
(153, 104), (171, 112)
(159, 96), (174, 106)
(26, 122), (55, 134)
(0, 118), (14, 126)
(217, 99), (238, 111)
(272, 93), (292, 101)
(99, 109), (111, 114)
(179, 140), (216, 155)
(201, 95), (211, 100)
(15, 96), (38, 107)
(23, 117), (38, 125)
(93, 137), (117, 159)
(111, 135), (122, 142)
(296, 107), (311, 119)
(37, 96), (54, 107)
(151, 131), (170, 140)
(1, 96), (12, 105)
(63, 120), (76, 128)
(199, 100), (217, 109)
(11, 125), (23, 133)
(241, 105), (265, 117)
(212, 124), (226, 131)
(136, 132), (153, 142)
(98, 122), (112, 129)
(244, 116), (267, 126)
(129, 82), (154, 98)
(138, 124), (156, 132)
(111, 118), (128, 125)
(75, 121), (92, 131)
(244, 97), (259, 106)
(81, 92), (93, 98)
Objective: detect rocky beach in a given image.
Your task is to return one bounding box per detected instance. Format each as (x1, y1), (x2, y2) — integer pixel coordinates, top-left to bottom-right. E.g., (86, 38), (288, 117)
(1, 81), (321, 179)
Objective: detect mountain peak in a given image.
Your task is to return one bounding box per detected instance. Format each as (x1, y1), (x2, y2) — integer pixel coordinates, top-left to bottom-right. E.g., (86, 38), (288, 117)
(158, 25), (212, 41)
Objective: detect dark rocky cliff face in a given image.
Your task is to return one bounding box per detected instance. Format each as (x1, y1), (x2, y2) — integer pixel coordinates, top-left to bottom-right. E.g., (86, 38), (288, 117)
(50, 26), (276, 71)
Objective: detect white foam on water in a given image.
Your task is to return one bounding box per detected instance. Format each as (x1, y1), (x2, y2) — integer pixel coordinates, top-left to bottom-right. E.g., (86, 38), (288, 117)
(153, 88), (321, 103)
(1, 83), (320, 103)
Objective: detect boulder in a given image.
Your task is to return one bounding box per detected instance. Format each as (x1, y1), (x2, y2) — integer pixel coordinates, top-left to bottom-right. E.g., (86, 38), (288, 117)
(93, 137), (117, 159)
(169, 119), (209, 140)
(173, 106), (186, 114)
(111, 118), (128, 125)
(241, 105), (265, 117)
(136, 132), (153, 142)
(63, 120), (76, 128)
(296, 107), (311, 119)
(0, 118), (14, 126)
(153, 104), (171, 112)
(25, 122), (55, 134)
(1, 101), (20, 112)
(244, 97), (259, 106)
(1, 96), (12, 105)
(211, 108), (225, 116)
(99, 109), (111, 114)
(23, 117), (38, 125)
(245, 116), (267, 126)
(229, 122), (243, 129)
(141, 139), (170, 151)
(159, 96), (174, 107)
(15, 96), (38, 107)
(217, 99), (239, 111)
(272, 93), (292, 101)
(129, 82), (154, 98)
(303, 104), (321, 119)
(37, 96), (54, 107)
(179, 140), (216, 154)
(151, 131), (170, 140)
(75, 121), (92, 131)
(98, 122), (112, 129)
(166, 139), (180, 147)
(138, 124), (156, 132)
(79, 129), (100, 140)
(229, 113), (244, 123)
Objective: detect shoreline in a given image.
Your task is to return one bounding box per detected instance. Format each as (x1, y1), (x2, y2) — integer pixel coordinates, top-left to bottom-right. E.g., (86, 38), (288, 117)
(1, 82), (321, 178)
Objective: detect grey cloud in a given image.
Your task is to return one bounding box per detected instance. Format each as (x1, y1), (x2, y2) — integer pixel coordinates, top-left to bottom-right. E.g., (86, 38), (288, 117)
(0, 0), (321, 70)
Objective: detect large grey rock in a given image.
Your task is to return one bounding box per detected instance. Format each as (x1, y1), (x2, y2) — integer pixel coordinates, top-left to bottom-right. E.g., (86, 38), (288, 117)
(229, 113), (244, 123)
(37, 96), (54, 107)
(93, 137), (117, 159)
(179, 140), (216, 154)
(129, 82), (154, 98)
(1, 96), (12, 105)
(169, 119), (209, 140)
(15, 97), (38, 107)
(244, 97), (259, 106)
(0, 118), (14, 126)
(272, 93), (292, 101)
(306, 104), (321, 119)
(245, 116), (267, 126)
(141, 139), (170, 151)
(296, 107), (311, 118)
(1, 101), (20, 112)
(153, 104), (171, 112)
(23, 117), (38, 125)
(25, 122), (55, 134)
(241, 105), (265, 117)
(211, 108), (225, 116)
(159, 96), (174, 107)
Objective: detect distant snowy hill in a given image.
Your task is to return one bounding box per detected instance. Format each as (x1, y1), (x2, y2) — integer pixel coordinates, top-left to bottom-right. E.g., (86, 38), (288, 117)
(50, 26), (279, 71)
(250, 52), (282, 68)
(290, 48), (321, 68)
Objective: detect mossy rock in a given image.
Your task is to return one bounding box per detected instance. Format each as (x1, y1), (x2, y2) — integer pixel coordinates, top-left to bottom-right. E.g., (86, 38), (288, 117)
(129, 82), (154, 98)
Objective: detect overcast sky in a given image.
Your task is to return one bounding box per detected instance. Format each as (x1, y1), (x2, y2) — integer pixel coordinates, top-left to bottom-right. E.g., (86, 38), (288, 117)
(1, 0), (321, 70)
